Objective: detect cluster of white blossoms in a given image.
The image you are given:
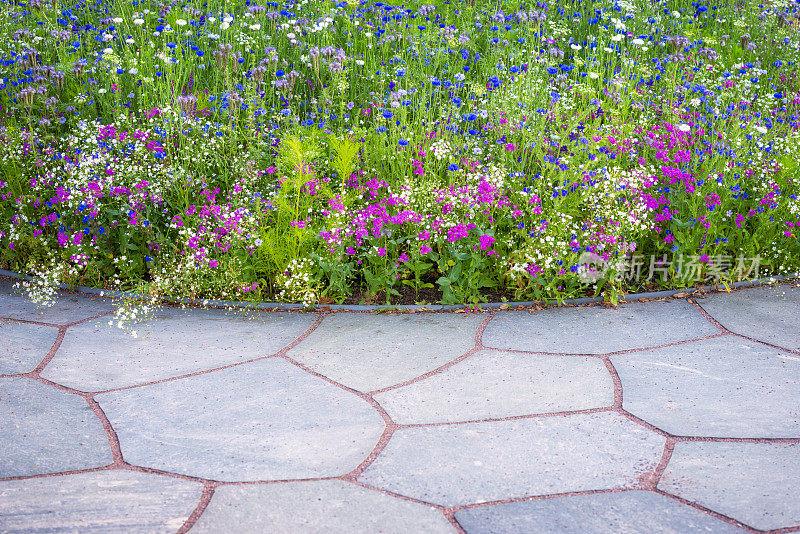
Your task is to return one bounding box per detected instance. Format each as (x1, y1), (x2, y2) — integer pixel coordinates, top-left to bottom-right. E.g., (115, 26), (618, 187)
(276, 258), (320, 307)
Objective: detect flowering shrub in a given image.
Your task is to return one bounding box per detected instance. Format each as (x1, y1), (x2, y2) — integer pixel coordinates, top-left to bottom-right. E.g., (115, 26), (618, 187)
(1, 0), (799, 312)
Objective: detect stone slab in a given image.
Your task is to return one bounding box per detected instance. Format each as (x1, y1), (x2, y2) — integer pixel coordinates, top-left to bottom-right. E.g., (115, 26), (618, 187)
(41, 308), (317, 391)
(483, 300), (717, 354)
(359, 412), (665, 506)
(374, 350), (614, 424)
(697, 284), (800, 351)
(287, 313), (485, 392)
(95, 358), (385, 481)
(0, 276), (113, 325)
(0, 321), (58, 374)
(611, 337), (800, 437)
(0, 470), (202, 533)
(0, 377), (112, 477)
(454, 490), (745, 533)
(659, 441), (800, 531)
(192, 480), (454, 533)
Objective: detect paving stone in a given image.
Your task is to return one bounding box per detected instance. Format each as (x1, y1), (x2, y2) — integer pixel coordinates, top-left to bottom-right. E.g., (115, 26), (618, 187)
(611, 337), (800, 438)
(287, 313), (484, 392)
(659, 441), (800, 531)
(0, 470), (201, 533)
(95, 358), (385, 481)
(483, 300), (717, 354)
(0, 321), (58, 374)
(192, 480), (454, 533)
(454, 490), (745, 534)
(40, 308), (317, 391)
(374, 350), (614, 424)
(0, 277), (113, 325)
(359, 412), (664, 507)
(697, 284), (800, 351)
(0, 377), (112, 477)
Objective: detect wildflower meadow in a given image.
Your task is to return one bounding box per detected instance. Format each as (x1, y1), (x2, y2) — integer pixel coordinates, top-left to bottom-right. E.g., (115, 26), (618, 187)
(1, 0), (799, 310)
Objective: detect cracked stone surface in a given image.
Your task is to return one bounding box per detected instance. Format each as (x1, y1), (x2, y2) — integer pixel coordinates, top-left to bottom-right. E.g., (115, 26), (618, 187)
(0, 277), (113, 325)
(482, 300), (718, 354)
(611, 337), (800, 437)
(0, 470), (202, 533)
(0, 320), (57, 375)
(192, 480), (454, 533)
(0, 377), (112, 477)
(697, 283), (800, 351)
(359, 412), (665, 507)
(2, 276), (799, 532)
(41, 308), (317, 391)
(659, 441), (800, 531)
(95, 358), (385, 481)
(286, 312), (485, 391)
(454, 491), (747, 533)
(374, 350), (614, 424)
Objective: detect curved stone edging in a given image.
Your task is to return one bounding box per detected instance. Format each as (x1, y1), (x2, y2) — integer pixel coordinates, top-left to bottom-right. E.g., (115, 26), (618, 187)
(1, 268), (798, 312)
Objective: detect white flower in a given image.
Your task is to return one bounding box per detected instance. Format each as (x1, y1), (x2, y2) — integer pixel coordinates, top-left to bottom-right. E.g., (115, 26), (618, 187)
(570, 44), (581, 50)
(220, 22), (229, 30)
(133, 18), (144, 25)
(176, 19), (187, 26)
(632, 38), (644, 46)
(611, 34), (623, 42)
(589, 72), (599, 79)
(754, 126), (768, 134)
(113, 17), (123, 23)
(250, 23), (261, 30)
(286, 32), (296, 39)
(678, 124), (691, 132)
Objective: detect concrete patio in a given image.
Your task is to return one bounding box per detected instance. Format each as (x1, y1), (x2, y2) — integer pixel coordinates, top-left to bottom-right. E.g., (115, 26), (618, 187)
(1, 276), (799, 533)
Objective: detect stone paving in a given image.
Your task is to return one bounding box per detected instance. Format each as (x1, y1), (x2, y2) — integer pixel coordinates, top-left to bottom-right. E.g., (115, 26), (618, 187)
(0, 276), (799, 533)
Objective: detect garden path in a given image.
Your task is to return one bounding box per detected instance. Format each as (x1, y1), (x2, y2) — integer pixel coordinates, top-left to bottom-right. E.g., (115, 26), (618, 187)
(1, 276), (799, 533)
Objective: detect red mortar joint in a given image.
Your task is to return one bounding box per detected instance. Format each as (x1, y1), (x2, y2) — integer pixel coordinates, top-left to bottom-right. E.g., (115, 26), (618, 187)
(0, 316), (62, 328)
(452, 487), (632, 512)
(655, 489), (762, 533)
(343, 479), (448, 510)
(441, 507), (467, 533)
(395, 407), (614, 430)
(92, 312), (327, 395)
(176, 480), (221, 534)
(367, 311), (496, 396)
(29, 326), (67, 377)
(689, 298), (730, 333)
(65, 310), (114, 327)
(642, 437), (677, 489)
(602, 356), (624, 408)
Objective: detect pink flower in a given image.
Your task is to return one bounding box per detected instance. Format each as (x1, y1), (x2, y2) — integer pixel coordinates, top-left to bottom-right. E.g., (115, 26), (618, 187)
(377, 247), (387, 256)
(478, 234), (495, 250)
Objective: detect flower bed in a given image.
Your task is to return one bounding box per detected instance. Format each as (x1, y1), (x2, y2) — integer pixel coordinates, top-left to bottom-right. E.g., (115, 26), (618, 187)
(1, 0), (799, 310)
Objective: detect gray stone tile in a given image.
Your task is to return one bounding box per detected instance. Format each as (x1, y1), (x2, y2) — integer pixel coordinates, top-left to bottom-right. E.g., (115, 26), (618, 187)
(192, 480), (454, 533)
(374, 350), (614, 424)
(359, 412), (664, 507)
(659, 441), (800, 531)
(0, 470), (202, 533)
(697, 284), (800, 350)
(0, 377), (112, 477)
(287, 313), (485, 392)
(0, 277), (113, 325)
(0, 321), (58, 374)
(95, 359), (384, 481)
(611, 337), (800, 437)
(483, 301), (717, 354)
(454, 490), (745, 534)
(41, 308), (317, 391)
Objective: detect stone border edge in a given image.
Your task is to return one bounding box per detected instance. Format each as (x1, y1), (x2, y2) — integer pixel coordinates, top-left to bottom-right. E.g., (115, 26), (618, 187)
(1, 268), (798, 313)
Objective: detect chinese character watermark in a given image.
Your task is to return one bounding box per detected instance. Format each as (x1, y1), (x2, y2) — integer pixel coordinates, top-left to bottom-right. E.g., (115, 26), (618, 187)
(577, 253), (762, 285)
